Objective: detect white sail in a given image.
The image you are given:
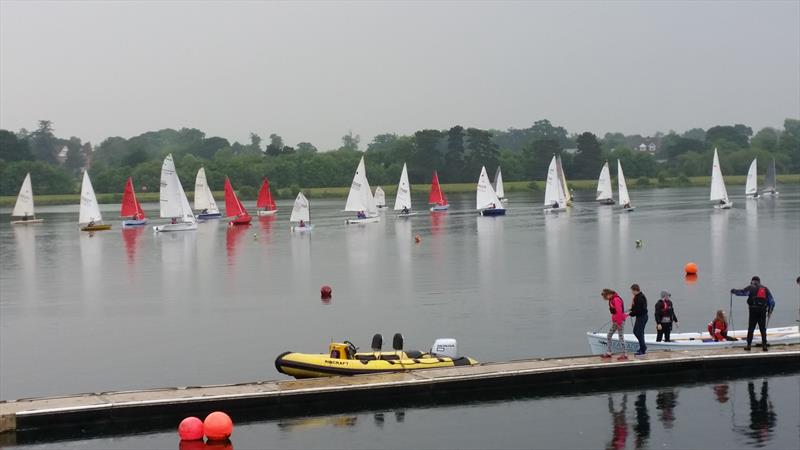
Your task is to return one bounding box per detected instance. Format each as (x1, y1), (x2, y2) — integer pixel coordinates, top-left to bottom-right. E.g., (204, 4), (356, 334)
(393, 163), (412, 211)
(596, 162), (613, 201)
(476, 166), (503, 210)
(160, 154), (196, 223)
(374, 186), (386, 207)
(493, 166), (506, 199)
(194, 167), (219, 213)
(544, 156), (566, 206)
(617, 160), (631, 207)
(763, 158), (777, 193)
(290, 192), (310, 222)
(745, 159), (758, 196)
(710, 148), (729, 202)
(556, 154), (571, 204)
(344, 156), (377, 215)
(12, 173), (35, 217)
(79, 171), (103, 224)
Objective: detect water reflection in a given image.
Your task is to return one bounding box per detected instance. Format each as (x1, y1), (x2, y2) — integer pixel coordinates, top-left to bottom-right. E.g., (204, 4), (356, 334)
(278, 415), (358, 431)
(257, 216), (275, 245)
(225, 224), (249, 266)
(709, 211), (729, 285)
(597, 207), (613, 283)
(633, 392), (650, 450)
(476, 216), (504, 290)
(617, 212), (631, 278)
(656, 389), (678, 429)
(12, 226), (36, 298)
(713, 384), (730, 403)
(745, 200), (758, 274)
(178, 439), (233, 450)
(394, 219), (412, 288)
(735, 380), (777, 447)
(121, 226), (145, 265)
(606, 394), (628, 450)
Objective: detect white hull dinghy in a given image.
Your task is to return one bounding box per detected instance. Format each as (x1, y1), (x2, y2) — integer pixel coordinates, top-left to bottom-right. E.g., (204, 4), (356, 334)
(586, 326), (799, 354)
(477, 166), (506, 216)
(617, 161), (635, 212)
(761, 158), (779, 196)
(10, 173), (43, 225)
(543, 155), (568, 213)
(745, 158), (759, 199)
(710, 148), (733, 209)
(493, 165), (507, 204)
(290, 191), (313, 232)
(154, 154), (198, 232)
(596, 161), (615, 205)
(194, 167), (221, 219)
(344, 156), (380, 225)
(393, 163), (418, 218)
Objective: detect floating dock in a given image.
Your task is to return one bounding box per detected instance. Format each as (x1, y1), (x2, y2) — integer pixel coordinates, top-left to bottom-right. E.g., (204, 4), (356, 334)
(1, 345), (798, 440)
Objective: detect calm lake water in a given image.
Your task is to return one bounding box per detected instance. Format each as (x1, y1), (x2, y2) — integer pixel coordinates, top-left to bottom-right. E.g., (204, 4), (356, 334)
(1, 186), (799, 448)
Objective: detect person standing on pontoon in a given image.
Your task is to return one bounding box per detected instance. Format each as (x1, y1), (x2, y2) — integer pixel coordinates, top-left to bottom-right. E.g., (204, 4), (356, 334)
(628, 284), (648, 357)
(731, 276), (773, 352)
(654, 291), (679, 342)
(601, 288), (629, 361)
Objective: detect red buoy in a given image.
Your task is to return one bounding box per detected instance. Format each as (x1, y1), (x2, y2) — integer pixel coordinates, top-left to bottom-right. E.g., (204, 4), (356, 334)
(178, 416), (204, 441)
(204, 411), (233, 440)
(321, 285), (332, 298)
(684, 262), (698, 275)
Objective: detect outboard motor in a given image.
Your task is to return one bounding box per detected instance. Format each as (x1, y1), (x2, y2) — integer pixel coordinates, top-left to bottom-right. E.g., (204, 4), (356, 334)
(431, 338), (458, 358)
(392, 333), (404, 351)
(371, 333), (383, 352)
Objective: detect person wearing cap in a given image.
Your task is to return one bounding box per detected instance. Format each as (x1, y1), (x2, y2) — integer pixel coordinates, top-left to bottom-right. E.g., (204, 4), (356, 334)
(731, 276), (773, 351)
(654, 291), (679, 342)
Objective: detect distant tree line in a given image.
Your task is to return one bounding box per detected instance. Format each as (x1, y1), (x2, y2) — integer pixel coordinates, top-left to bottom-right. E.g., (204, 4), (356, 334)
(0, 118), (798, 196)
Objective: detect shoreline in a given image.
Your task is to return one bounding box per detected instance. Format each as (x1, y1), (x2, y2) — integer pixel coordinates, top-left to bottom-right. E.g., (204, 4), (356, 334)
(1, 174), (798, 206)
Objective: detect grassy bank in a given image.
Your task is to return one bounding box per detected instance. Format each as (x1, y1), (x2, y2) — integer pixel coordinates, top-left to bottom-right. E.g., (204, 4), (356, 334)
(2, 174), (798, 206)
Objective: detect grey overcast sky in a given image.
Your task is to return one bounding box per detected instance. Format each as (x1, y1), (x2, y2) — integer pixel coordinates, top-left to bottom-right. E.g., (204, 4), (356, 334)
(1, 1), (798, 149)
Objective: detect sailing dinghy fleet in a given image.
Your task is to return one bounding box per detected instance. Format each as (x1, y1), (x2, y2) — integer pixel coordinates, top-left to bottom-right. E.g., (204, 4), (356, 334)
(7, 148), (784, 230)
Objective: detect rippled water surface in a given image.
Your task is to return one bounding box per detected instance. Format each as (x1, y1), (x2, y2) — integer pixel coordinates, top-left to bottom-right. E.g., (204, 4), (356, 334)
(1, 186), (799, 448)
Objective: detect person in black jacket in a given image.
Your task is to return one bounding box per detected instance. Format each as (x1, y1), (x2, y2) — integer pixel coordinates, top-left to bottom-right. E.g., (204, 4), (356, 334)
(629, 284), (648, 356)
(654, 291), (679, 342)
(731, 276), (773, 351)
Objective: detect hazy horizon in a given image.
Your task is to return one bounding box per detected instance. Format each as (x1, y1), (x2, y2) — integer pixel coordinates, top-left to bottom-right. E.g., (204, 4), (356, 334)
(1, 1), (798, 149)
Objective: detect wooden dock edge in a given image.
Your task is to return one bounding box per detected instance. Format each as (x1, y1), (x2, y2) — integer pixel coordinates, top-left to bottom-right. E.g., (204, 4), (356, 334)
(2, 345), (798, 438)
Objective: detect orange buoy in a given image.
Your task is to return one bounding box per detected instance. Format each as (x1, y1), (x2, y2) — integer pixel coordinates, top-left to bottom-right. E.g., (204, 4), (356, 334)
(320, 285), (332, 299)
(204, 411), (234, 441)
(415, 234), (422, 244)
(684, 262), (698, 275)
(178, 416), (204, 441)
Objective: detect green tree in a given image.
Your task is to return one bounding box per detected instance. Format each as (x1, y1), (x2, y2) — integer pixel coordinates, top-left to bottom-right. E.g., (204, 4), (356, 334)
(249, 132), (262, 153)
(340, 131), (360, 152)
(573, 132), (602, 179)
(266, 133), (283, 156)
(751, 127), (780, 152)
(64, 136), (85, 173)
(0, 129), (33, 161)
(522, 139), (561, 179)
(296, 142), (317, 154)
(465, 128), (499, 178)
(682, 128), (706, 142)
(706, 125), (750, 149)
(29, 120), (59, 163)
(410, 129), (443, 182)
(443, 126), (465, 182)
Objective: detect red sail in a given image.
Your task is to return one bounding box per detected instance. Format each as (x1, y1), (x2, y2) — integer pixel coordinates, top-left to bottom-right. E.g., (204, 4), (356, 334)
(256, 178), (276, 210)
(120, 177), (145, 219)
(428, 171), (447, 205)
(224, 177), (245, 217)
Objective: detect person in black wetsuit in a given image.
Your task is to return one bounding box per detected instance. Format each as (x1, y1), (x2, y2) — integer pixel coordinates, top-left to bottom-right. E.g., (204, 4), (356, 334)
(731, 276), (773, 351)
(654, 291), (678, 342)
(629, 284), (648, 356)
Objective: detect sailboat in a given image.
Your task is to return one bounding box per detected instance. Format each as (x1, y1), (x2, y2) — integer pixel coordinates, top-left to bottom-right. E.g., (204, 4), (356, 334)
(153, 154), (198, 232)
(428, 171), (449, 211)
(543, 155), (567, 213)
(762, 158), (779, 196)
(79, 170), (111, 231)
(374, 186), (387, 209)
(493, 166), (507, 203)
(394, 163), (417, 217)
(256, 178), (278, 216)
(224, 177), (252, 226)
(290, 192), (313, 232)
(10, 173), (43, 224)
(596, 161), (615, 205)
(745, 159), (759, 199)
(344, 156), (380, 224)
(120, 177), (148, 226)
(477, 166), (506, 216)
(194, 167), (221, 219)
(556, 154), (573, 206)
(617, 161), (635, 212)
(710, 148), (732, 209)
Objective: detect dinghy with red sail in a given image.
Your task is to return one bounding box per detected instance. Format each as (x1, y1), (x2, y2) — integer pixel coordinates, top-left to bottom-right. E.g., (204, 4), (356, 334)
(224, 177), (252, 225)
(428, 171), (449, 211)
(120, 177), (148, 226)
(256, 178), (278, 216)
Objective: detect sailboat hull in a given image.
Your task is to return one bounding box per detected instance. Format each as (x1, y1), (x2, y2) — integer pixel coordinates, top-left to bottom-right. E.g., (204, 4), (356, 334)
(11, 218), (43, 225)
(430, 204), (450, 211)
(480, 209), (506, 216)
(345, 216), (381, 225)
(257, 209), (278, 216)
(395, 212), (419, 218)
(622, 207), (636, 212)
(81, 224), (112, 232)
(153, 222), (198, 233)
(196, 212), (222, 220)
(761, 191), (779, 197)
(713, 202), (733, 209)
(598, 199), (615, 205)
(122, 219), (148, 227)
(543, 206), (567, 213)
(229, 216), (252, 225)
(291, 224), (314, 232)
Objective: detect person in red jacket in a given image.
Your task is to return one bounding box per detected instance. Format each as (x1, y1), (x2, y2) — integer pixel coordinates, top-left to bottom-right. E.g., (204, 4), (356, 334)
(601, 288), (629, 360)
(707, 310), (737, 341)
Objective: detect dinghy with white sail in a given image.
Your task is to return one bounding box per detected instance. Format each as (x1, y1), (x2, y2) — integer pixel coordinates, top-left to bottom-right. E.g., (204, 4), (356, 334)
(154, 154), (198, 232)
(344, 156), (380, 224)
(596, 161), (615, 205)
(79, 171), (111, 231)
(710, 148), (732, 209)
(617, 161), (634, 212)
(762, 158), (779, 196)
(543, 156), (567, 213)
(194, 167), (221, 219)
(556, 154), (573, 206)
(290, 192), (313, 232)
(10, 173), (43, 224)
(493, 166), (507, 204)
(477, 166), (505, 216)
(374, 186), (387, 209)
(745, 159), (759, 199)
(394, 163), (417, 217)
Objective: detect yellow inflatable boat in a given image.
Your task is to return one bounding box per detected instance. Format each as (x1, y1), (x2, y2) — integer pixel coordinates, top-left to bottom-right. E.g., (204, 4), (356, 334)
(275, 334), (478, 379)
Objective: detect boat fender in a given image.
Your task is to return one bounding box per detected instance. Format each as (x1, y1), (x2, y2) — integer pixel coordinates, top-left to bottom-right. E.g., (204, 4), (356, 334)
(392, 333), (404, 351)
